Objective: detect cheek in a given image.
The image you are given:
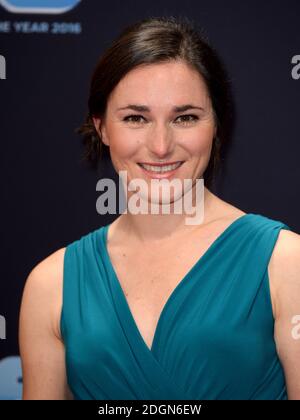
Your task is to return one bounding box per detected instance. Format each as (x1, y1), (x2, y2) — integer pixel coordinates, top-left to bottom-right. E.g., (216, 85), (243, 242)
(108, 128), (140, 160)
(180, 126), (214, 156)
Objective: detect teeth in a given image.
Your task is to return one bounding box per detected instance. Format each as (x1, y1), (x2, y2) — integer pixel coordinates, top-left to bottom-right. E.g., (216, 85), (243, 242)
(139, 162), (182, 173)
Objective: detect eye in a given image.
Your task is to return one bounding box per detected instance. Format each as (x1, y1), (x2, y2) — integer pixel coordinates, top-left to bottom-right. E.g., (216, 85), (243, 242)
(122, 114), (199, 125)
(123, 114), (146, 124)
(175, 114), (199, 124)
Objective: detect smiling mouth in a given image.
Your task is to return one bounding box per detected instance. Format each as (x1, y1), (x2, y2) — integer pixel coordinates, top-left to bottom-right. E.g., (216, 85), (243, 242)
(137, 161), (184, 173)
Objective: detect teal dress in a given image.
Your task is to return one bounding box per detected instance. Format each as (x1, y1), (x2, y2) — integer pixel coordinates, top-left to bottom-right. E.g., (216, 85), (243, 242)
(61, 213), (291, 400)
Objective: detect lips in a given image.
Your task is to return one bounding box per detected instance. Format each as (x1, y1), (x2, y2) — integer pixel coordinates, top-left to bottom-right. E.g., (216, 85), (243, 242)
(137, 161), (184, 179)
(138, 161), (183, 167)
(138, 161), (183, 171)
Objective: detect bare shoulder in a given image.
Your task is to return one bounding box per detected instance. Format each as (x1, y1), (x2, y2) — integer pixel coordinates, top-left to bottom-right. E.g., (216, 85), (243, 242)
(268, 228), (300, 319)
(30, 246), (66, 277)
(19, 247), (73, 399)
(269, 228), (300, 278)
(267, 227), (300, 399)
(21, 247), (66, 340)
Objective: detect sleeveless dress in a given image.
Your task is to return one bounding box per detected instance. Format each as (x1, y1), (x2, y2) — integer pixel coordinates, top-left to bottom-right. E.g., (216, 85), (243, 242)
(61, 213), (291, 400)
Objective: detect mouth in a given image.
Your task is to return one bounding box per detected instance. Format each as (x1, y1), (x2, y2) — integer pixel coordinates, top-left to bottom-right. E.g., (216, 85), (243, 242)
(137, 161), (185, 178)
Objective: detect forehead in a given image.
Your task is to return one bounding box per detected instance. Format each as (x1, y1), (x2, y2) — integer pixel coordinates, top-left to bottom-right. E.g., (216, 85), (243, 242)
(108, 60), (210, 108)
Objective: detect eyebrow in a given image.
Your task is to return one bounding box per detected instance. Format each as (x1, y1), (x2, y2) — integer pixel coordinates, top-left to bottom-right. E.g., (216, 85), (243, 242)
(116, 104), (205, 112)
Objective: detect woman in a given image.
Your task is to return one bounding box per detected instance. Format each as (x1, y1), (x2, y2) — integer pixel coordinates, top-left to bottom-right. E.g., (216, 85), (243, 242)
(19, 16), (300, 400)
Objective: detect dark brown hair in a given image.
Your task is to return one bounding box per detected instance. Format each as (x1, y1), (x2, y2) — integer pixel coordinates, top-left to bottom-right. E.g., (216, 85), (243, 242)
(76, 15), (234, 188)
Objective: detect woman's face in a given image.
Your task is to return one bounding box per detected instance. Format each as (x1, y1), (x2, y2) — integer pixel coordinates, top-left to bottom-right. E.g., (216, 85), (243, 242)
(93, 60), (216, 206)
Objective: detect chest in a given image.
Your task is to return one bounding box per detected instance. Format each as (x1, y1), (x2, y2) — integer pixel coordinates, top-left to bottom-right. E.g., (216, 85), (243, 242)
(106, 234), (216, 350)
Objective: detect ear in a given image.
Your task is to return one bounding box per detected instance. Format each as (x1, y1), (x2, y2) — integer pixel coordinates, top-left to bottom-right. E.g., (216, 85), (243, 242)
(92, 116), (110, 147)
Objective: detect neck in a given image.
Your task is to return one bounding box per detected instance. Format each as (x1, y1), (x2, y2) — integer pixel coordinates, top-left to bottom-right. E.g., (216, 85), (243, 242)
(117, 185), (217, 244)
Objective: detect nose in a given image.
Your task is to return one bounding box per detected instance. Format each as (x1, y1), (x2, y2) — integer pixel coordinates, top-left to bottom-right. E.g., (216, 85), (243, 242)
(147, 121), (175, 158)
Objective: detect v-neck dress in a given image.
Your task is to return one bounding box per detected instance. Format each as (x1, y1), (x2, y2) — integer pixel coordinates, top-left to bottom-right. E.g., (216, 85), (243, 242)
(60, 213), (291, 400)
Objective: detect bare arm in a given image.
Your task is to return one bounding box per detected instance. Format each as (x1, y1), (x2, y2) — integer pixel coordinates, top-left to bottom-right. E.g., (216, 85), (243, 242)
(269, 229), (300, 400)
(19, 247), (73, 400)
